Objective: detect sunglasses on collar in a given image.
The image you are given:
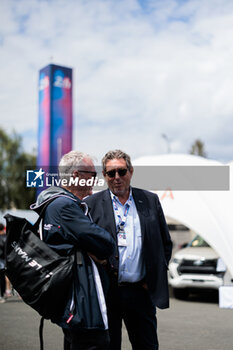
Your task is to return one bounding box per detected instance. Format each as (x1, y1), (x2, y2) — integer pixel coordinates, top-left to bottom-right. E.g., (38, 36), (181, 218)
(105, 168), (128, 178)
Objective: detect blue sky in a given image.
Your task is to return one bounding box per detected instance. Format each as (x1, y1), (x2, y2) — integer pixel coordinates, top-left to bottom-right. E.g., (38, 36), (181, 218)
(1, 0), (233, 163)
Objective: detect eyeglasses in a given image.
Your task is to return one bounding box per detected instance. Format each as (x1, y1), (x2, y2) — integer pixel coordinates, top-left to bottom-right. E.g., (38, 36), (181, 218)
(105, 168), (128, 178)
(78, 170), (97, 178)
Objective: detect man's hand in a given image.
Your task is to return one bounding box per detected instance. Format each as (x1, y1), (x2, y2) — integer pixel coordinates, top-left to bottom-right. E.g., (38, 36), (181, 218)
(88, 252), (107, 265)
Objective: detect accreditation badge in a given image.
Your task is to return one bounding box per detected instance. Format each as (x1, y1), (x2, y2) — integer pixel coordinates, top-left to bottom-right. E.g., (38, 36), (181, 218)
(117, 232), (127, 247)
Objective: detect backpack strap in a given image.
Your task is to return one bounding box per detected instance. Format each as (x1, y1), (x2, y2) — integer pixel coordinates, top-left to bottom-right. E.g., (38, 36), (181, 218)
(33, 195), (88, 238)
(39, 317), (45, 350)
(32, 194), (79, 232)
(33, 198), (56, 231)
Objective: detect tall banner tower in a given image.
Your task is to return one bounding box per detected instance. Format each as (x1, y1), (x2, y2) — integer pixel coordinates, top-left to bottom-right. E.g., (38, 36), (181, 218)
(37, 64), (73, 169)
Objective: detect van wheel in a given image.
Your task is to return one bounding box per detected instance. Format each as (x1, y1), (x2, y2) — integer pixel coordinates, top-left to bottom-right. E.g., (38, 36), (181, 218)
(173, 288), (189, 300)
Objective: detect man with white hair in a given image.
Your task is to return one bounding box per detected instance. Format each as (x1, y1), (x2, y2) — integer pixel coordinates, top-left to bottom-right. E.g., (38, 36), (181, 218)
(31, 150), (116, 350)
(58, 150), (97, 199)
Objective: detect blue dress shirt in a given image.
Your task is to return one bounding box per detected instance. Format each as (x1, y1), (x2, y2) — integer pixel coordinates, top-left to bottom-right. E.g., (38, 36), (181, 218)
(110, 190), (145, 283)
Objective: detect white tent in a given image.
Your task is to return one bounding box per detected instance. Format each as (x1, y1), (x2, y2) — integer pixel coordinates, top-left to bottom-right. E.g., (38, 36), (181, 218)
(133, 154), (233, 279)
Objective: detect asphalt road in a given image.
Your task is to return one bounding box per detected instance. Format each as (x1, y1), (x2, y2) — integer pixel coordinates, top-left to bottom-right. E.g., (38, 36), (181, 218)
(1, 291), (233, 350)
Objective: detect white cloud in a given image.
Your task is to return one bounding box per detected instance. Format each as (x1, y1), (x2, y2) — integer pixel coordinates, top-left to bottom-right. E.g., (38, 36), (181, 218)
(0, 0), (233, 163)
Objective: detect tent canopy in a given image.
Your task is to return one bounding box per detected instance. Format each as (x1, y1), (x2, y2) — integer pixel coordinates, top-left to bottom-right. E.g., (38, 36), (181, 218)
(133, 153), (233, 277)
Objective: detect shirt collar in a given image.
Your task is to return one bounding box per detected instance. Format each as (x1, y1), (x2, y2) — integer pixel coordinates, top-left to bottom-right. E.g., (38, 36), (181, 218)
(109, 188), (133, 206)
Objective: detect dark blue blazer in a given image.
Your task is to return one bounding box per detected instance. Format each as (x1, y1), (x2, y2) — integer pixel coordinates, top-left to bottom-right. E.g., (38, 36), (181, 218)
(85, 187), (173, 309)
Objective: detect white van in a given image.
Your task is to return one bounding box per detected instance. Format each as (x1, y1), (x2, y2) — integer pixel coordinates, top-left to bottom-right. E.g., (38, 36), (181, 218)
(168, 235), (226, 299)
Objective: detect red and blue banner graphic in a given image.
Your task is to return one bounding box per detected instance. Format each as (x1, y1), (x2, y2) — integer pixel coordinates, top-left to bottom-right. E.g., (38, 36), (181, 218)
(37, 64), (73, 168)
(38, 66), (51, 167)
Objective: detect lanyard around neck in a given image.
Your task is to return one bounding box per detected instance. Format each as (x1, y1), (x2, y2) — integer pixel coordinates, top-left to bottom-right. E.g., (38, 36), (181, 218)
(112, 196), (132, 232)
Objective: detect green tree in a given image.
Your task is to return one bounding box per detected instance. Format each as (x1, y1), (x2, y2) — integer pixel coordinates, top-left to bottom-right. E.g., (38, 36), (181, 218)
(0, 127), (36, 209)
(190, 139), (207, 158)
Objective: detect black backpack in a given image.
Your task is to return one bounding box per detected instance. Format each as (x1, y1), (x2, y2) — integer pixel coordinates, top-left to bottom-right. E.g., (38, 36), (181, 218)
(4, 201), (74, 350)
(4, 212), (74, 320)
(4, 197), (106, 349)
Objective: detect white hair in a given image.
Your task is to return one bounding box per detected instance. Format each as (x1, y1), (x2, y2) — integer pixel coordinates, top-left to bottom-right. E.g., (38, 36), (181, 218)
(58, 150), (94, 182)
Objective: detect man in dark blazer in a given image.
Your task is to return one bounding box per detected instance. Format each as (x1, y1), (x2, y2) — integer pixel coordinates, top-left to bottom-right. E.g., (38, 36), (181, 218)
(85, 150), (172, 350)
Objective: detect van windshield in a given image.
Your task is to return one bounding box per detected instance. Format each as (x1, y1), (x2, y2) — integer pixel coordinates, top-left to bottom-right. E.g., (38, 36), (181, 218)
(187, 235), (210, 248)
